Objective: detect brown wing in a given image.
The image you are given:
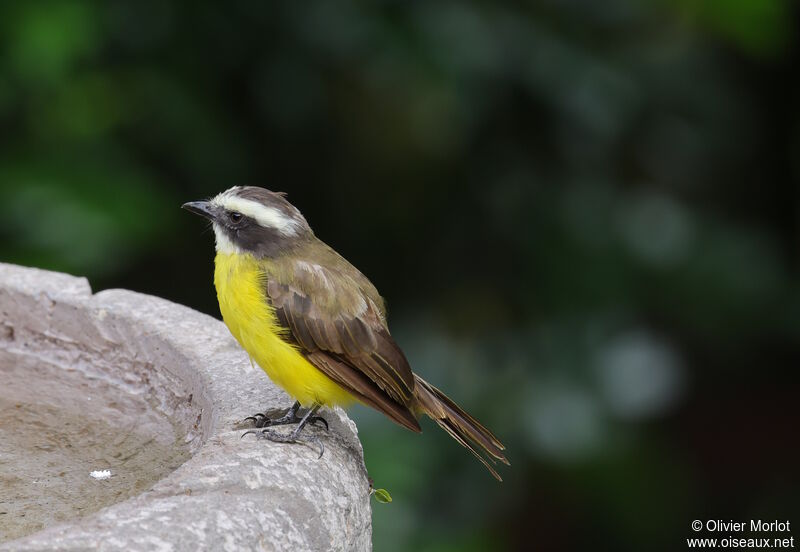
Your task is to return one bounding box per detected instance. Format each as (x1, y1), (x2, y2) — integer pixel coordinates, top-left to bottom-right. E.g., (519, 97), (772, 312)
(266, 253), (420, 432)
(305, 351), (420, 432)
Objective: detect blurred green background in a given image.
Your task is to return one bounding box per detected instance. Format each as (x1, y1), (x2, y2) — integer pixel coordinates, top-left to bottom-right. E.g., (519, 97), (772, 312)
(1, 1), (798, 550)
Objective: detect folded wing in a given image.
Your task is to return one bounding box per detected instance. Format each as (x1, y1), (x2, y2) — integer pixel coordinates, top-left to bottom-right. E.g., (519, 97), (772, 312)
(266, 253), (420, 432)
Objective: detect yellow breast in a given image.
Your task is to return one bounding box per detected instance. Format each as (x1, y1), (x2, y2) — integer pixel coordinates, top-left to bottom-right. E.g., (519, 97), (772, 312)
(213, 252), (354, 407)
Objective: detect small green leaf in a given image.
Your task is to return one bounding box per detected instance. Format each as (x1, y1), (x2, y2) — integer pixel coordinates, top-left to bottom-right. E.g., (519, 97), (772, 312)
(372, 488), (392, 504)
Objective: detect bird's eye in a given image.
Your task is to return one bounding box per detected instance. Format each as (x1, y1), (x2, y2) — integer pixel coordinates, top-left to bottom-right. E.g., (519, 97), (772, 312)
(229, 211), (243, 223)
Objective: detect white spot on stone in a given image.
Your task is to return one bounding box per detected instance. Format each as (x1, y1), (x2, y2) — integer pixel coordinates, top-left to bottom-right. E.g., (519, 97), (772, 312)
(90, 469), (112, 480)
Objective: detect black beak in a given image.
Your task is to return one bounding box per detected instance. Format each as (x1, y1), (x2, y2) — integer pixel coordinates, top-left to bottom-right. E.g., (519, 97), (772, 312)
(181, 200), (217, 221)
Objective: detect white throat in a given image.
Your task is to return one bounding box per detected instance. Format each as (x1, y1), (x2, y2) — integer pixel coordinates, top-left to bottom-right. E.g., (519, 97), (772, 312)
(212, 224), (244, 254)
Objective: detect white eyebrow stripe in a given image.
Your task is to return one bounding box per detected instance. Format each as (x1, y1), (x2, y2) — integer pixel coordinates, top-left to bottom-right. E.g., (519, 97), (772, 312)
(212, 195), (298, 236)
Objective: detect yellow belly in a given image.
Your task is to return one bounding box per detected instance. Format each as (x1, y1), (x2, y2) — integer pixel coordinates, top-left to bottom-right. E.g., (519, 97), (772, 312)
(213, 252), (354, 407)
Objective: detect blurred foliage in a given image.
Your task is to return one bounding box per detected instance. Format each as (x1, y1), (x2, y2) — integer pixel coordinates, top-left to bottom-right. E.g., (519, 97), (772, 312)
(1, 1), (798, 551)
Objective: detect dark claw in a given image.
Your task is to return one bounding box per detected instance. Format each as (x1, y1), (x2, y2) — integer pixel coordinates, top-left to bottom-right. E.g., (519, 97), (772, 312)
(243, 413), (266, 425)
(253, 416), (272, 428)
(251, 416), (283, 429)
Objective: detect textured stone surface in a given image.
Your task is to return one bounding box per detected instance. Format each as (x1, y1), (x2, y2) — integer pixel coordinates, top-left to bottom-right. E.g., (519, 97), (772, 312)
(0, 263), (372, 551)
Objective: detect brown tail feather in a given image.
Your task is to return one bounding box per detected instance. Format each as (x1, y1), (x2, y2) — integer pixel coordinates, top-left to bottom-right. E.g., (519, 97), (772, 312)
(413, 375), (509, 481)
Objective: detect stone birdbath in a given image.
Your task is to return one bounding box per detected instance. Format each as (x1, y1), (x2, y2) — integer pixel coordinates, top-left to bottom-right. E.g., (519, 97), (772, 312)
(0, 263), (372, 551)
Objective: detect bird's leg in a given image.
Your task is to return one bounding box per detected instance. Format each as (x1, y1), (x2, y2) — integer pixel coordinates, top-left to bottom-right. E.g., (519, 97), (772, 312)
(248, 404), (327, 458)
(244, 401), (329, 430)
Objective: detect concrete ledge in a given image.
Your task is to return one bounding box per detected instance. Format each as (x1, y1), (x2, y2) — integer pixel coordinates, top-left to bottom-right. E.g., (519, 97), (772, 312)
(0, 263), (372, 551)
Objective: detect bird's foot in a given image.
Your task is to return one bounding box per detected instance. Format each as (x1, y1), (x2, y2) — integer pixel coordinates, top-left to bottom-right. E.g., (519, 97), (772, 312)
(242, 403), (327, 458)
(244, 403), (329, 431)
(245, 428), (326, 459)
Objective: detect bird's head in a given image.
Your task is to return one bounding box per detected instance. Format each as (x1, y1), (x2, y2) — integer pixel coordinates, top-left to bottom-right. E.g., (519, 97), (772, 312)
(182, 186), (313, 256)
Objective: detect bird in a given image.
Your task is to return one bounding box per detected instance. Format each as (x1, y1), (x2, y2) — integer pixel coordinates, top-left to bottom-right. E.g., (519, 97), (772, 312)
(182, 186), (508, 480)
